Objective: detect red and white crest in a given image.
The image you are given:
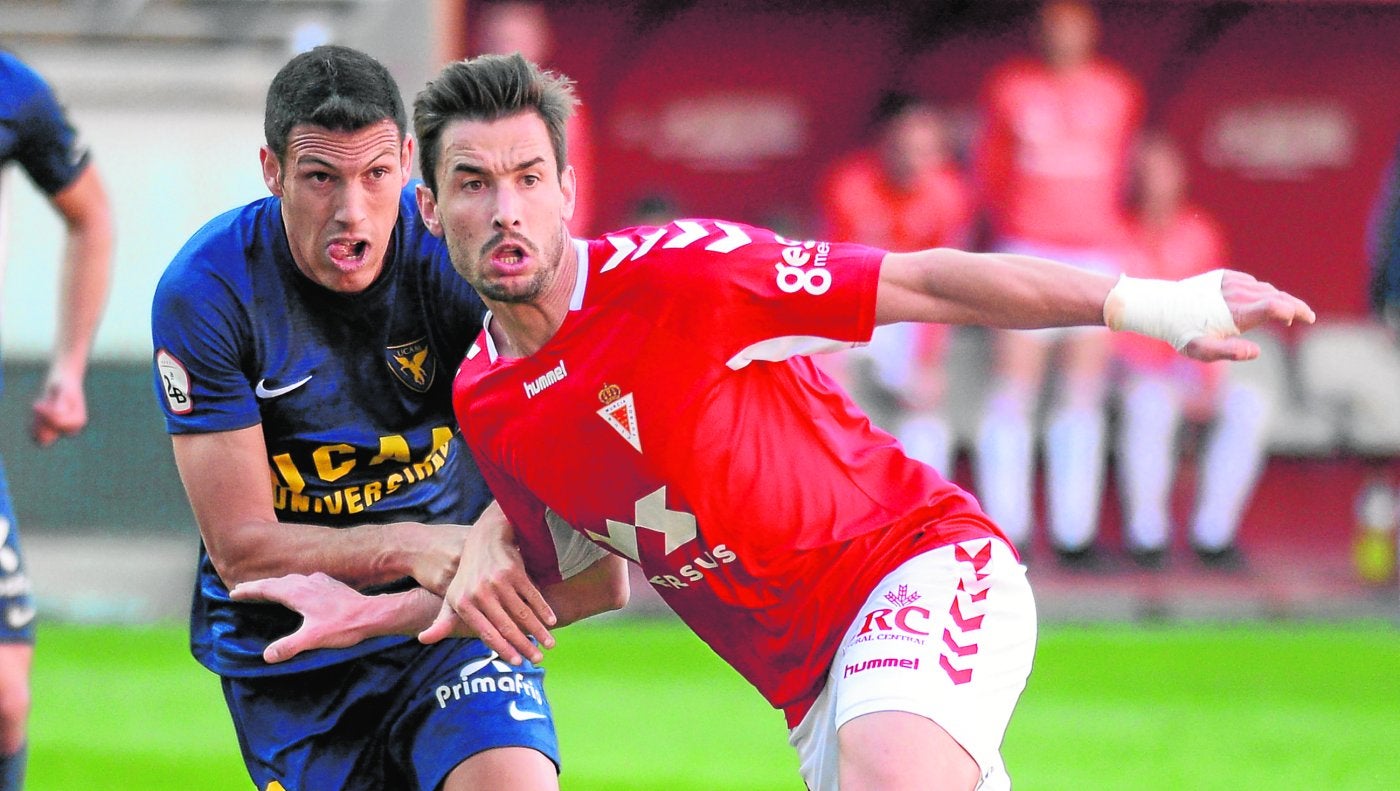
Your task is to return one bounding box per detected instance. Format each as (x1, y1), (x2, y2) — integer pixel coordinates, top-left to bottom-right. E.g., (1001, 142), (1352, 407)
(596, 384), (641, 453)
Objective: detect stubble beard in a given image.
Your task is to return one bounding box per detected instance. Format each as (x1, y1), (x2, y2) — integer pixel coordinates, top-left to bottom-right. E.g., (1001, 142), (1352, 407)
(460, 222), (569, 305)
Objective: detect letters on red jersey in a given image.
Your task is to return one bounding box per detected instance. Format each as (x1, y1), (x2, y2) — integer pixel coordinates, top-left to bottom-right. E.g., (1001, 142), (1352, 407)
(453, 220), (1006, 725)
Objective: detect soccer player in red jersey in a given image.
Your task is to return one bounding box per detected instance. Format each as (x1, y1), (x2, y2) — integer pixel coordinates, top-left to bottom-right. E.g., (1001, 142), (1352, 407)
(240, 54), (1312, 790)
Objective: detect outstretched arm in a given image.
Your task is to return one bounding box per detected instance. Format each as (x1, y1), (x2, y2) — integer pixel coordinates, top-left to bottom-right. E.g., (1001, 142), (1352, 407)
(231, 549), (628, 664)
(875, 249), (1315, 360)
(171, 426), (473, 593)
(32, 165), (113, 447)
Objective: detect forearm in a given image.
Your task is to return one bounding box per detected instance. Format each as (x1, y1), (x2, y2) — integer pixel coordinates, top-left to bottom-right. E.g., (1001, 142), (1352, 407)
(51, 169), (113, 380)
(875, 248), (1116, 329)
(351, 586), (450, 638)
(208, 518), (449, 590)
(174, 429), (471, 592)
(540, 554), (630, 627)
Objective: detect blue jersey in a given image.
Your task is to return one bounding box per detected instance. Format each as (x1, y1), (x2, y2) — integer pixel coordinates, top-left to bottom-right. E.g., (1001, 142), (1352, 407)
(0, 51), (88, 196)
(151, 184), (492, 676)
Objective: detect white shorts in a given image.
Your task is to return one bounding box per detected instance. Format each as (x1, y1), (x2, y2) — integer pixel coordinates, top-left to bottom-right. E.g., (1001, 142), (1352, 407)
(788, 538), (1036, 791)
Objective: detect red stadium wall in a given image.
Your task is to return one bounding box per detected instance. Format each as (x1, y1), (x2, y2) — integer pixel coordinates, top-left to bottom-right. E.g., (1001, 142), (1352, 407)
(466, 0), (1400, 319)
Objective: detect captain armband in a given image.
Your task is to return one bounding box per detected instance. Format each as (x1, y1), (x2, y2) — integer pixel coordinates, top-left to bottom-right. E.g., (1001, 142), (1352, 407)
(1102, 269), (1239, 352)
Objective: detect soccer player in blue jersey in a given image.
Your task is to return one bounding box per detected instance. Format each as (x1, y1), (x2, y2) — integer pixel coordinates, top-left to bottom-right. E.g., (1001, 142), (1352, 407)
(0, 50), (113, 790)
(150, 46), (624, 791)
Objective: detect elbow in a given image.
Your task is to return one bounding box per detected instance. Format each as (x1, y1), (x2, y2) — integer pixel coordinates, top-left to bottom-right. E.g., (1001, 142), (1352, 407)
(206, 544), (266, 589)
(200, 521), (276, 589)
(595, 559), (631, 615)
(604, 578), (631, 614)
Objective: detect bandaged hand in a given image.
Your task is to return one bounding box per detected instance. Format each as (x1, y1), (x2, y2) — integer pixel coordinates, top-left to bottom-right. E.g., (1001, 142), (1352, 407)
(1104, 269), (1315, 361)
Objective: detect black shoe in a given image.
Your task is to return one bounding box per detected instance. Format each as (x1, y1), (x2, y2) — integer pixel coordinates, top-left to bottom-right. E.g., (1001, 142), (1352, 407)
(1055, 545), (1109, 572)
(1128, 547), (1169, 570)
(1194, 545), (1246, 571)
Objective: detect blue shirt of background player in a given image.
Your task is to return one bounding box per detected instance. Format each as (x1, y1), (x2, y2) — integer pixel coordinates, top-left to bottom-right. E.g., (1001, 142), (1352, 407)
(1, 50), (91, 395)
(151, 184), (491, 677)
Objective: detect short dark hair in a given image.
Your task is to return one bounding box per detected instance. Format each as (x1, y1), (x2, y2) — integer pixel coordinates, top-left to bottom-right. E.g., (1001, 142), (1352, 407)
(413, 53), (577, 194)
(264, 45), (406, 159)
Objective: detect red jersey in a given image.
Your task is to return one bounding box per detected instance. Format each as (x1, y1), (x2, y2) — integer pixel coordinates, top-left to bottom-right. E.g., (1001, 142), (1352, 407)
(453, 221), (1006, 725)
(976, 57), (1143, 247)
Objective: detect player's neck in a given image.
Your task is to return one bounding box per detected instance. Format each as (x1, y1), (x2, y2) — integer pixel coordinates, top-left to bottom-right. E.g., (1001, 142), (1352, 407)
(486, 240), (579, 359)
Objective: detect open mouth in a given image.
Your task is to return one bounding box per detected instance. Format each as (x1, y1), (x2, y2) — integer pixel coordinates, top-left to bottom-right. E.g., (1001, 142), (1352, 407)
(493, 243), (526, 265)
(327, 239), (369, 268)
(490, 241), (531, 274)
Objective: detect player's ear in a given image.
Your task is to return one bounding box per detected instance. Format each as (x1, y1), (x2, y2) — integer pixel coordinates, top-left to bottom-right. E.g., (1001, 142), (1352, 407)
(400, 134), (416, 187)
(560, 164), (577, 223)
(260, 146), (284, 197)
(416, 183), (444, 238)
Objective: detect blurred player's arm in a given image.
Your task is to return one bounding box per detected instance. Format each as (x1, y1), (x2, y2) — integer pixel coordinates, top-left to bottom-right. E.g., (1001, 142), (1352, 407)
(31, 164), (113, 447)
(874, 249), (1315, 362)
(171, 425), (472, 592)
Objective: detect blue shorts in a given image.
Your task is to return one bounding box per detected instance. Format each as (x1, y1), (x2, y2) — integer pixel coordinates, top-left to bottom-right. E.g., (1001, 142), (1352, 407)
(222, 636), (558, 791)
(0, 459), (35, 644)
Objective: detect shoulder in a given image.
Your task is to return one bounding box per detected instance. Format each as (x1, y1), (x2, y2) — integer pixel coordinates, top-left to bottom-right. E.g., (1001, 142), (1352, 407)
(1089, 59), (1143, 94)
(0, 52), (60, 131)
(395, 182), (483, 311)
(984, 58), (1042, 92)
(585, 219), (778, 282)
(0, 52), (48, 100)
(155, 198), (275, 309)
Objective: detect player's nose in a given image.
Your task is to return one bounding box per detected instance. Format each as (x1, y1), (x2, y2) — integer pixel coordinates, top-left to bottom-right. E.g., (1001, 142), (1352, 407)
(335, 182), (371, 226)
(492, 185), (523, 230)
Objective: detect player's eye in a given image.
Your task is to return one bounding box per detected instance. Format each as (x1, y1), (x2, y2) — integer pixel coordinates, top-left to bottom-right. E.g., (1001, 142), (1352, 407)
(521, 174), (540, 187)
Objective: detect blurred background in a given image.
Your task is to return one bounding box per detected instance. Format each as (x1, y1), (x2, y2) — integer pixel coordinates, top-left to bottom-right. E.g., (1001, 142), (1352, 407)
(2, 0), (1399, 624)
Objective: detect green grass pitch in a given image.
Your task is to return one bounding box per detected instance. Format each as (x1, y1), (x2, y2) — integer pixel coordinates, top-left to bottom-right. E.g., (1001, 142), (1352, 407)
(27, 617), (1400, 789)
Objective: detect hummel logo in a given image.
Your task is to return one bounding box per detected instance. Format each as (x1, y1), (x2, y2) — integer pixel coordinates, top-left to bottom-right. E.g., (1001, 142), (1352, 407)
(254, 375), (313, 400)
(508, 700), (548, 722)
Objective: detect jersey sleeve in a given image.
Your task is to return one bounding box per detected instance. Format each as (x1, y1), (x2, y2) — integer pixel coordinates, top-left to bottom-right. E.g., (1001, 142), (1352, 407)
(604, 220), (886, 367)
(150, 231), (260, 434)
(6, 56), (89, 196)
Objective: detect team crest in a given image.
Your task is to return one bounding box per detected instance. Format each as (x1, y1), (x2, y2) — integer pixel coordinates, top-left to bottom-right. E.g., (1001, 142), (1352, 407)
(386, 338), (436, 393)
(597, 383), (641, 452)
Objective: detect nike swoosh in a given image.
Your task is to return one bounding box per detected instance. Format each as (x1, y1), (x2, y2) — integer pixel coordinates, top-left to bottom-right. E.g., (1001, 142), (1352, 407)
(255, 375), (313, 400)
(508, 700), (548, 722)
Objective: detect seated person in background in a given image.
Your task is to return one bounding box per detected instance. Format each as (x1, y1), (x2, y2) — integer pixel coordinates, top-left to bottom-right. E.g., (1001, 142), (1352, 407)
(1113, 132), (1271, 570)
(818, 92), (975, 477)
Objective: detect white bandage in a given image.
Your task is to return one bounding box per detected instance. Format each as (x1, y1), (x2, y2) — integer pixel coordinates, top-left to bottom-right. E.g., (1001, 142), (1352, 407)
(1103, 269), (1239, 352)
